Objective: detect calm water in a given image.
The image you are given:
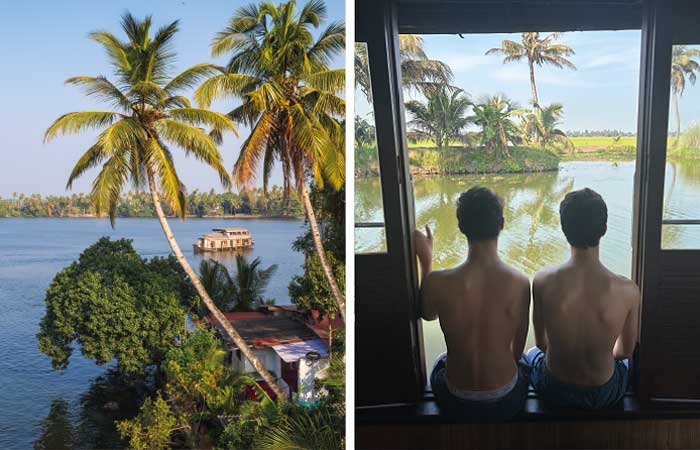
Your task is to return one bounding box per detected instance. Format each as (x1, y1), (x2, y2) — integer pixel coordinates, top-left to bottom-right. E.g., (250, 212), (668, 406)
(355, 160), (700, 373)
(0, 217), (303, 449)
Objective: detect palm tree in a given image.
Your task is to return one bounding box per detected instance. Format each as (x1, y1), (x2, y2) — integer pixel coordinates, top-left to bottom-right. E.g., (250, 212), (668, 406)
(671, 46), (700, 147)
(254, 406), (343, 450)
(44, 13), (286, 400)
(469, 95), (524, 158)
(199, 256), (278, 312)
(196, 0), (346, 322)
(355, 34), (453, 101)
(486, 32), (576, 106)
(520, 102), (573, 151)
(404, 87), (471, 152)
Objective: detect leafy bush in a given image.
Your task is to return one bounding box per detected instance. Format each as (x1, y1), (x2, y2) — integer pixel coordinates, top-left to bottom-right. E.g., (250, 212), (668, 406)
(681, 121), (700, 149)
(37, 238), (196, 377)
(117, 394), (178, 450)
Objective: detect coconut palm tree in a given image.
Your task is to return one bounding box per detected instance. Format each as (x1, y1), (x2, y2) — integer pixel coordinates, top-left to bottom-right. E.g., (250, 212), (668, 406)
(44, 13), (287, 400)
(355, 34), (453, 101)
(486, 32), (576, 106)
(520, 102), (573, 151)
(199, 256), (278, 312)
(671, 46), (700, 147)
(469, 95), (525, 158)
(196, 0), (346, 322)
(404, 87), (471, 152)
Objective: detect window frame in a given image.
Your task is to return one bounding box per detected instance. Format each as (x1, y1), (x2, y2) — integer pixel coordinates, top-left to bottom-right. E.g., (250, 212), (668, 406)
(356, 0), (700, 410)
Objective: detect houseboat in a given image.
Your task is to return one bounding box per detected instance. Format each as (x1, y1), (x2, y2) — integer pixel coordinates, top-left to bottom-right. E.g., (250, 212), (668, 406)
(193, 228), (254, 253)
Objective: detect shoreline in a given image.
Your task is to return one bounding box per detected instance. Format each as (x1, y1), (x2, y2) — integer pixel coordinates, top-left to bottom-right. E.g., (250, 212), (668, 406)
(0, 214), (304, 220)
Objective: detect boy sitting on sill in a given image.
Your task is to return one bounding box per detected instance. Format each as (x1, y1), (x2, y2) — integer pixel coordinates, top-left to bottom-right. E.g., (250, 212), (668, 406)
(528, 188), (639, 410)
(415, 186), (531, 419)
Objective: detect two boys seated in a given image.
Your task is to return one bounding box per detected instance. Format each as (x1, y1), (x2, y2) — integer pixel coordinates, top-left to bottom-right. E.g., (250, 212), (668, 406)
(415, 187), (639, 419)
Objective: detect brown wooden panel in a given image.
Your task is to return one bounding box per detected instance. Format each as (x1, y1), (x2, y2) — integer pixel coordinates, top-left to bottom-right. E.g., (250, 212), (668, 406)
(356, 253), (423, 405)
(642, 250), (700, 401)
(357, 419), (700, 449)
(397, 0), (642, 35)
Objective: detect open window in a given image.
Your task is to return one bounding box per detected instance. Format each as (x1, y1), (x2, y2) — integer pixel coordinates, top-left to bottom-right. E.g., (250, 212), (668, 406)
(356, 0), (700, 415)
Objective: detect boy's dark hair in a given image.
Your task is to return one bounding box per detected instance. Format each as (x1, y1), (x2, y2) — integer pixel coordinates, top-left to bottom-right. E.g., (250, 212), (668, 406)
(456, 187), (504, 242)
(559, 188), (608, 249)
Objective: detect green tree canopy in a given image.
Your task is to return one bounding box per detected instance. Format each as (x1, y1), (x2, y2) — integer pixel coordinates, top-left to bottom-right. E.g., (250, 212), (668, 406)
(37, 238), (196, 377)
(520, 102), (573, 151)
(199, 255), (278, 313)
(470, 95), (525, 158)
(404, 87), (471, 152)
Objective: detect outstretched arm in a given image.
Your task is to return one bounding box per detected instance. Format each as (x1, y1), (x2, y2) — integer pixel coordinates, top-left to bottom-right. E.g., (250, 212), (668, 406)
(415, 225), (438, 321)
(613, 285), (640, 360)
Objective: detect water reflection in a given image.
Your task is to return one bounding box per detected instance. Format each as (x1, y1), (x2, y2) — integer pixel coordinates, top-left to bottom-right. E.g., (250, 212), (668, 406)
(33, 369), (142, 450)
(356, 160), (700, 372)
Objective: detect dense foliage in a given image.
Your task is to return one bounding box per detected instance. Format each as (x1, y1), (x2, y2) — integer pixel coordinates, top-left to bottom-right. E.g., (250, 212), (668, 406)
(199, 255), (278, 313)
(289, 184), (345, 320)
(37, 238), (196, 377)
(0, 187), (302, 218)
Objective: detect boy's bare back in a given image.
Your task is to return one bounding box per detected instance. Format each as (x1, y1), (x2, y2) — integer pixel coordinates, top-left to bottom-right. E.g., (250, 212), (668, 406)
(533, 260), (640, 386)
(422, 259), (530, 391)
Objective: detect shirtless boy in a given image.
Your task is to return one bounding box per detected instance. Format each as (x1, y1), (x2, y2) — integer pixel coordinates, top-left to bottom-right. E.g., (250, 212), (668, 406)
(414, 186), (531, 419)
(528, 188), (640, 410)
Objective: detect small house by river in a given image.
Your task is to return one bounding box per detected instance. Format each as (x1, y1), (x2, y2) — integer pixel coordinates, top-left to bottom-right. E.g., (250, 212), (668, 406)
(202, 306), (340, 403)
(193, 228), (254, 252)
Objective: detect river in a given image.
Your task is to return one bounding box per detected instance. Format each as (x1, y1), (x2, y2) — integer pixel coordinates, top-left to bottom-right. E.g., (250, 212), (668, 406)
(0, 217), (304, 449)
(355, 160), (700, 374)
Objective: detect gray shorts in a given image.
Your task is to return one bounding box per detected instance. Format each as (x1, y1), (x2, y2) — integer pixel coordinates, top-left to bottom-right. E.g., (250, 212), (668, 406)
(430, 352), (530, 420)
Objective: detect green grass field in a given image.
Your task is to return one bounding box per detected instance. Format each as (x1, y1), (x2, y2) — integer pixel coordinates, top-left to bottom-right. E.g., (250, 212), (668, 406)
(569, 136), (637, 148)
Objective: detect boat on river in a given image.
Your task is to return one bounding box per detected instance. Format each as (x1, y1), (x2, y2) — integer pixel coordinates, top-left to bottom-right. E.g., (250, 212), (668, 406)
(193, 228), (254, 252)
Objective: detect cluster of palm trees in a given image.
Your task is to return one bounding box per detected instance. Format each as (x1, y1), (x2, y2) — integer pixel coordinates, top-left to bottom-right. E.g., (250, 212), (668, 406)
(357, 34), (700, 161)
(396, 33), (577, 160)
(199, 256), (278, 314)
(45, 1), (344, 400)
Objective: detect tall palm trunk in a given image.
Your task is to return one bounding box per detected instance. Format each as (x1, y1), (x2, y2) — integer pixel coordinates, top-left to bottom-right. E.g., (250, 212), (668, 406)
(299, 182), (346, 323)
(528, 59), (539, 106)
(146, 168), (286, 401)
(673, 91), (681, 148)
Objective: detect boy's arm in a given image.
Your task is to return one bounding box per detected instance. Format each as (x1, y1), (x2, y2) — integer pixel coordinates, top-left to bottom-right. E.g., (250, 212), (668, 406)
(511, 278), (531, 360)
(415, 226), (438, 321)
(532, 273), (549, 352)
(613, 284), (640, 360)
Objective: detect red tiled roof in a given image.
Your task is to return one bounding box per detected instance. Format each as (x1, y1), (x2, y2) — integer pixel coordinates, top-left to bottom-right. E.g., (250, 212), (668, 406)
(219, 315), (317, 348)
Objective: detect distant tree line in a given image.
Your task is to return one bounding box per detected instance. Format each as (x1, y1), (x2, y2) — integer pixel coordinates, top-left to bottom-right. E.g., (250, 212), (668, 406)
(0, 187), (303, 219)
(565, 129), (636, 137)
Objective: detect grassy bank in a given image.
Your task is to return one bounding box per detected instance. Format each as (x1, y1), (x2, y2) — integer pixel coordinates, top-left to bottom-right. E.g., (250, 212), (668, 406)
(355, 145), (560, 176)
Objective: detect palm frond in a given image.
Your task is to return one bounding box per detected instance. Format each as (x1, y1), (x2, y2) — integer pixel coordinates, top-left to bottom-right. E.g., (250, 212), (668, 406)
(194, 73), (261, 108)
(167, 108), (239, 137)
(156, 120), (231, 189)
(65, 76), (131, 111)
(44, 111), (120, 143)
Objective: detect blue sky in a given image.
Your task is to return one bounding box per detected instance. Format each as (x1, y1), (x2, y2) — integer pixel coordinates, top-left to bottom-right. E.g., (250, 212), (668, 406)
(0, 0), (344, 196)
(358, 30), (700, 138)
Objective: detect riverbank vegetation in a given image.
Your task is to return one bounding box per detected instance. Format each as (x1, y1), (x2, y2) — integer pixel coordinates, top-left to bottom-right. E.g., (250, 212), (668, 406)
(0, 187), (303, 219)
